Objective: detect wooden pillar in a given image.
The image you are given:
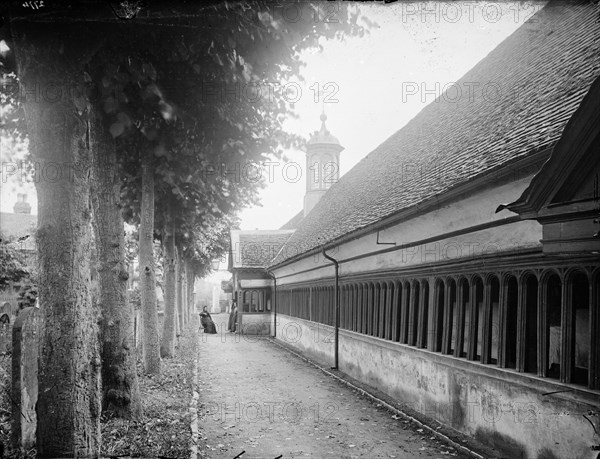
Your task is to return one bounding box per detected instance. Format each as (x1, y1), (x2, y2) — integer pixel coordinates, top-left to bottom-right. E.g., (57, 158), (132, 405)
(590, 272), (599, 390)
(560, 272), (571, 384)
(538, 275), (547, 377)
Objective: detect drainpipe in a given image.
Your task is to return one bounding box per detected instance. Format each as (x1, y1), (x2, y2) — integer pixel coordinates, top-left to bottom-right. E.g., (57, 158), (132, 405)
(267, 270), (277, 339)
(322, 249), (340, 370)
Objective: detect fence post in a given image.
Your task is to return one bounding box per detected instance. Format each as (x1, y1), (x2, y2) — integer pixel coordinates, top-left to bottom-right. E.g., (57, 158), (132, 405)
(11, 307), (40, 453)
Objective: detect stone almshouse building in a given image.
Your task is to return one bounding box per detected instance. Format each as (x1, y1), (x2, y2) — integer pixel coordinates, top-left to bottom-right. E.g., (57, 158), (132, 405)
(228, 2), (600, 457)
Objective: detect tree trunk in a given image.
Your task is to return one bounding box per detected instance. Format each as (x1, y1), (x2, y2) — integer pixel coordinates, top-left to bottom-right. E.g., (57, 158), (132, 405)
(185, 259), (195, 322)
(12, 23), (101, 457)
(90, 108), (142, 419)
(139, 151), (161, 374)
(160, 224), (176, 357)
(176, 246), (184, 331)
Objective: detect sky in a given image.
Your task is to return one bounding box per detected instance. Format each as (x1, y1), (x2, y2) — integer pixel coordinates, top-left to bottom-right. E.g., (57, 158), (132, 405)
(1, 1), (546, 232)
(236, 1), (546, 230)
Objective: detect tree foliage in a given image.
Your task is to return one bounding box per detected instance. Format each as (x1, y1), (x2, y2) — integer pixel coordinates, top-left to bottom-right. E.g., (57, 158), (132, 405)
(0, 234), (29, 290)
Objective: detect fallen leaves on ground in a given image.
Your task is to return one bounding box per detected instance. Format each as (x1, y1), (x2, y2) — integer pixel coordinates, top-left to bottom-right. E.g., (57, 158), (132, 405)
(101, 330), (197, 458)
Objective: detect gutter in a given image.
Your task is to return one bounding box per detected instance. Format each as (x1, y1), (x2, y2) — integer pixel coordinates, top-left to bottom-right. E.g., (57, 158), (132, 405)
(321, 248), (340, 370)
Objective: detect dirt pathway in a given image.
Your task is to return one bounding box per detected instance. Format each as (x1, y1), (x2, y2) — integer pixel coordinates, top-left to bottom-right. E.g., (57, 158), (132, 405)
(196, 313), (469, 459)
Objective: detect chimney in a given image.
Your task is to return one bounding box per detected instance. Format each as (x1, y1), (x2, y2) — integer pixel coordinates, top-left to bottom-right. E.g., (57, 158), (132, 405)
(13, 193), (31, 214)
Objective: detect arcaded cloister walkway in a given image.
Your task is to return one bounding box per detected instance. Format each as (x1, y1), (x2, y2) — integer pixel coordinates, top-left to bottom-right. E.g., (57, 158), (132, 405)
(194, 313), (470, 459)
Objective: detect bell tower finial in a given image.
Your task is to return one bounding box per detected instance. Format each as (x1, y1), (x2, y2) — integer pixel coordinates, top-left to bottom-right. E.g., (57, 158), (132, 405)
(304, 111), (344, 217)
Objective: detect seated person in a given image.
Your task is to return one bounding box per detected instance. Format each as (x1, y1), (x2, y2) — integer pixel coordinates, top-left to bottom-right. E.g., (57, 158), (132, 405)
(199, 306), (217, 334)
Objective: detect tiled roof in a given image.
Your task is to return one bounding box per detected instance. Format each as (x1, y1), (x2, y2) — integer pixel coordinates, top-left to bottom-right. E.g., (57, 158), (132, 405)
(279, 210), (304, 230)
(230, 230), (294, 269)
(272, 1), (600, 266)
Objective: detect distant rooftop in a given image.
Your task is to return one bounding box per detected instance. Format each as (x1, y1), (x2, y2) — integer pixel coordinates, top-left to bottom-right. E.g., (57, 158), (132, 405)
(229, 229), (294, 269)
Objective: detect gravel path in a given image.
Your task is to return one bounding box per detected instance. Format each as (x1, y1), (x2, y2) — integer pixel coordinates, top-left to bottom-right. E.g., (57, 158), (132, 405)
(196, 313), (469, 459)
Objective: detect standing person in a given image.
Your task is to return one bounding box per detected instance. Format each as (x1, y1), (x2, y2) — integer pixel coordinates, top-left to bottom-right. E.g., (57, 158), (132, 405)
(199, 306), (217, 334)
(227, 301), (238, 333)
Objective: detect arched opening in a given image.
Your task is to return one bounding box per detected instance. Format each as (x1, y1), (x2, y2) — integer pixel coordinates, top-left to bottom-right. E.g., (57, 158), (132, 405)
(505, 275), (519, 369)
(458, 278), (470, 358)
(419, 280), (429, 349)
(447, 279), (458, 355)
(343, 285), (350, 330)
(350, 286), (356, 331)
(378, 282), (388, 339)
(385, 282), (394, 340)
(393, 282), (403, 342)
(545, 272), (562, 379)
(372, 283), (381, 337)
(569, 271), (589, 386)
(401, 281), (411, 344)
(489, 276), (501, 364)
(356, 283), (362, 332)
(472, 276), (484, 361)
(323, 287), (330, 325)
(434, 279), (445, 352)
(367, 283), (375, 336)
(409, 280), (420, 346)
(523, 273), (538, 374)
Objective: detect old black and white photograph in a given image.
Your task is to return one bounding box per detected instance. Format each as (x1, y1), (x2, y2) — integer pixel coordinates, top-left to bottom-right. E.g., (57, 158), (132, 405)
(0, 1), (599, 458)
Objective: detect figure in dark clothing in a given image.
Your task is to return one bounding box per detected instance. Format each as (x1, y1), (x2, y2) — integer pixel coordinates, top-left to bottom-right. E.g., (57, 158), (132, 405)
(199, 306), (217, 334)
(228, 302), (238, 333)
